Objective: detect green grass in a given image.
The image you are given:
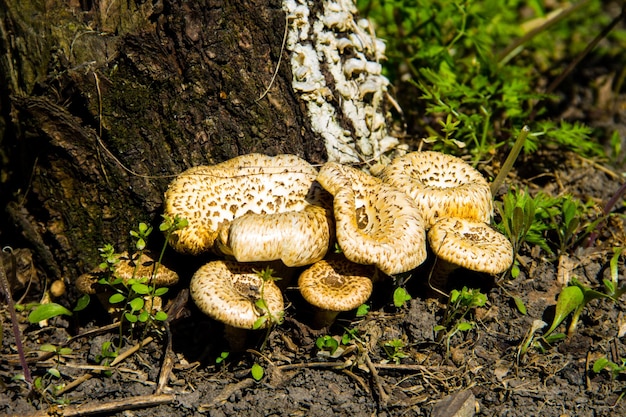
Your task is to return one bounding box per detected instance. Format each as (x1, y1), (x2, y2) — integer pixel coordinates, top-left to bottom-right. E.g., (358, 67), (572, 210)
(358, 0), (621, 162)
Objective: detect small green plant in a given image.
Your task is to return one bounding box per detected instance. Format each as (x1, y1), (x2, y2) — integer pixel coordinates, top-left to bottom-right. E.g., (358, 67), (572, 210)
(215, 351), (230, 365)
(435, 287), (487, 356)
(355, 303), (370, 317)
(251, 363), (264, 381)
(32, 344), (73, 402)
(593, 356), (626, 405)
(316, 335), (340, 355)
(495, 187), (537, 278)
(393, 287), (412, 308)
(95, 215), (187, 346)
(250, 267), (284, 350)
(382, 338), (408, 364)
(95, 341), (119, 370)
(497, 189), (596, 259)
(519, 248), (625, 355)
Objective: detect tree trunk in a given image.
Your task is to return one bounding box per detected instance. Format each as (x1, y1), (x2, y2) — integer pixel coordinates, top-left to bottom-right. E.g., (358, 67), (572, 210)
(0, 0), (328, 281)
(1, 0), (395, 287)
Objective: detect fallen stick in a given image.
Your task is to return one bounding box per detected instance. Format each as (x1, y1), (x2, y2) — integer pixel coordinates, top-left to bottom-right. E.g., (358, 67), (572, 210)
(15, 393), (175, 417)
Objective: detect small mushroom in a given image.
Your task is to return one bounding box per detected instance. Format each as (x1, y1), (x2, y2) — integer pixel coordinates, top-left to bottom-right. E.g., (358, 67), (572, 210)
(189, 260), (284, 349)
(216, 203), (333, 267)
(76, 251), (179, 315)
(427, 217), (513, 290)
(317, 162), (427, 275)
(164, 153), (325, 255)
(379, 151), (493, 228)
(298, 258), (375, 328)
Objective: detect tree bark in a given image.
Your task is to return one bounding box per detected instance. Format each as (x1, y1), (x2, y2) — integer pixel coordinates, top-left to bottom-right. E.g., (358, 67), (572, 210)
(0, 0), (327, 281)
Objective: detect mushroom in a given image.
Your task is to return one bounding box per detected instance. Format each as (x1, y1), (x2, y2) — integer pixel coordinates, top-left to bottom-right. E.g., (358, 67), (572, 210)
(164, 153), (330, 256)
(76, 251), (179, 315)
(379, 151), (493, 228)
(317, 162), (427, 275)
(298, 258), (375, 328)
(215, 203), (333, 267)
(189, 260), (284, 350)
(427, 217), (513, 290)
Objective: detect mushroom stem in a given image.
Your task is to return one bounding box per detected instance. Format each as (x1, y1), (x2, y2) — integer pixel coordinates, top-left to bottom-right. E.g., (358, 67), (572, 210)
(223, 325), (249, 351)
(427, 258), (459, 293)
(310, 309), (341, 330)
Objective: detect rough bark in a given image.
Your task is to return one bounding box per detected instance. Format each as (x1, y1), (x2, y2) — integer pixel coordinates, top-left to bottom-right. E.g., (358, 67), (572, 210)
(0, 0), (327, 282)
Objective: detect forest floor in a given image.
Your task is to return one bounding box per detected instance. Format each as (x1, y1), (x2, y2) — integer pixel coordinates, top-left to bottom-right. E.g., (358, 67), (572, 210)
(1, 147), (626, 417)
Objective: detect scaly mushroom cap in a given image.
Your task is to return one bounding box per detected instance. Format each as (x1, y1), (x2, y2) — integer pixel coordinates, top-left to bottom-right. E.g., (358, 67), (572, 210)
(216, 204), (333, 267)
(75, 251), (179, 294)
(379, 151), (493, 228)
(190, 260), (284, 329)
(164, 154), (326, 255)
(428, 217), (514, 274)
(317, 162), (427, 275)
(298, 259), (374, 312)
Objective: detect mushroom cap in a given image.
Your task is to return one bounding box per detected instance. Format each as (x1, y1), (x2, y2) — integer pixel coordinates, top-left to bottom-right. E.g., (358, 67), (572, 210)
(298, 259), (374, 312)
(317, 162), (427, 275)
(427, 217), (513, 274)
(190, 260), (284, 329)
(114, 251), (179, 286)
(216, 204), (333, 267)
(164, 154), (325, 255)
(379, 151), (493, 228)
(75, 251), (179, 294)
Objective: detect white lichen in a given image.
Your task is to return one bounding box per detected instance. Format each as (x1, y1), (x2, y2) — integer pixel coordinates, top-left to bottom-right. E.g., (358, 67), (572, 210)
(282, 0), (398, 163)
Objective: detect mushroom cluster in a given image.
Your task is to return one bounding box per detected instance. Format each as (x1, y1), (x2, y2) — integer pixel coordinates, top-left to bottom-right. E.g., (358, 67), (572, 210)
(379, 151), (513, 288)
(159, 151), (512, 338)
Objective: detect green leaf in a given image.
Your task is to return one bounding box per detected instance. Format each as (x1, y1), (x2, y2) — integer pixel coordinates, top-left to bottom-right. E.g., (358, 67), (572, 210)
(544, 286), (584, 336)
(154, 287), (169, 296)
(58, 348), (73, 355)
(154, 311), (168, 321)
(129, 297), (145, 311)
(73, 294), (91, 312)
(456, 322), (474, 332)
(138, 311), (150, 322)
(593, 357), (610, 373)
(135, 238), (146, 251)
(253, 316), (267, 330)
(251, 363), (264, 381)
(393, 287), (412, 308)
(28, 303), (73, 323)
(513, 296), (527, 315)
(316, 336), (339, 354)
(125, 312), (138, 323)
(215, 351), (229, 364)
(47, 368), (61, 378)
(131, 283), (151, 295)
(109, 293), (125, 304)
(40, 344), (58, 353)
(356, 304), (370, 317)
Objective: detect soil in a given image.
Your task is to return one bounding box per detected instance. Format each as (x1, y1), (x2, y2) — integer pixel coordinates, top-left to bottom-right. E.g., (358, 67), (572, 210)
(2, 9), (626, 417)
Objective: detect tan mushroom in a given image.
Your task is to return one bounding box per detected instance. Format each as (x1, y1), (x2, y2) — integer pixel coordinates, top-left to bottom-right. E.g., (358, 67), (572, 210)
(379, 151), (493, 228)
(76, 251), (179, 315)
(215, 194), (333, 267)
(164, 154), (332, 260)
(298, 258), (375, 328)
(427, 217), (513, 290)
(190, 260), (284, 349)
(317, 162), (427, 275)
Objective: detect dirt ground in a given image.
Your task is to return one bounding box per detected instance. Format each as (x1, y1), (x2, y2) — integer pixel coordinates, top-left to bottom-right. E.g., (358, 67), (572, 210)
(2, 13), (626, 417)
